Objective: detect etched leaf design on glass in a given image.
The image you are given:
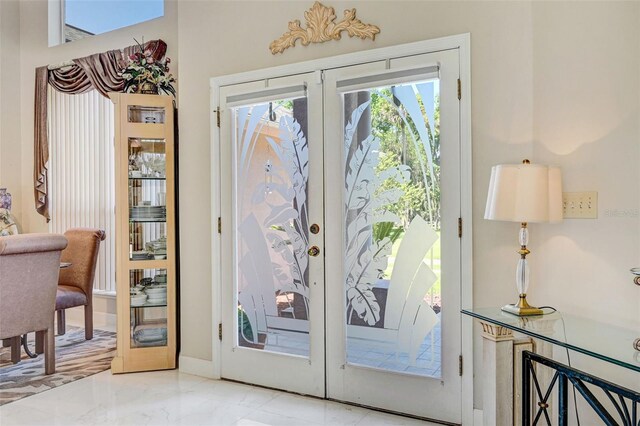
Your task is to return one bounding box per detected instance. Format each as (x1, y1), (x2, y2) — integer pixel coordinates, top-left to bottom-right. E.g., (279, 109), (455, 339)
(236, 100), (311, 342)
(347, 284), (381, 326)
(344, 100), (409, 326)
(238, 107), (310, 312)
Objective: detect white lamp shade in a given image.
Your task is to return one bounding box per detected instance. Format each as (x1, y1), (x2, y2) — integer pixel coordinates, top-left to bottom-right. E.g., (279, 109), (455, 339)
(484, 163), (563, 223)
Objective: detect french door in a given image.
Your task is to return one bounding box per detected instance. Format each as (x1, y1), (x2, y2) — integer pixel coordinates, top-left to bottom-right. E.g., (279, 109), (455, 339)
(217, 48), (463, 423)
(324, 49), (461, 422)
(219, 72), (326, 396)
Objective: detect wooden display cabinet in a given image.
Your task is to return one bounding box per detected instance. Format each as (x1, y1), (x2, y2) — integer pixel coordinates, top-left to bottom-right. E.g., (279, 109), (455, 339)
(109, 93), (177, 373)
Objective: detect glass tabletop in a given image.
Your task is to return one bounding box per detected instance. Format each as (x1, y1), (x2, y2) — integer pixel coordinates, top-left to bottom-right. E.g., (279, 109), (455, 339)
(462, 307), (640, 373)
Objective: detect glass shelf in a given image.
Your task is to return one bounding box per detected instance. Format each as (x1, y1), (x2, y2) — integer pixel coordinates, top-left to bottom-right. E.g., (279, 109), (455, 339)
(128, 105), (166, 124)
(131, 302), (168, 308)
(129, 218), (167, 223)
(129, 176), (167, 181)
(462, 307), (640, 372)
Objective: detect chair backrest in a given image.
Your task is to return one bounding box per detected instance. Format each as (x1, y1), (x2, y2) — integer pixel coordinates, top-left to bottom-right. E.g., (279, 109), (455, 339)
(58, 228), (106, 297)
(0, 233), (68, 339)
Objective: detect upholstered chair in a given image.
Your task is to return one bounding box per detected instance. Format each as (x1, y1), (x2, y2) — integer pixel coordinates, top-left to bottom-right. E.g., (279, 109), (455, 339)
(55, 228), (106, 340)
(0, 233), (68, 374)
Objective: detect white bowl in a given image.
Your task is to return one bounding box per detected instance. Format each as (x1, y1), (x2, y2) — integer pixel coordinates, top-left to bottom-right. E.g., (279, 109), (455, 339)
(130, 294), (148, 306)
(145, 286), (167, 295)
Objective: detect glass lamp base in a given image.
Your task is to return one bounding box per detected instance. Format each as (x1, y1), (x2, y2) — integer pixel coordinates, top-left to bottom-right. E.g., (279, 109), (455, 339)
(502, 294), (543, 316)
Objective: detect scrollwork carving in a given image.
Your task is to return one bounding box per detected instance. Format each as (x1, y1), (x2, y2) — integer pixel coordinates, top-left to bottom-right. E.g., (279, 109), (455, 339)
(269, 2), (380, 54)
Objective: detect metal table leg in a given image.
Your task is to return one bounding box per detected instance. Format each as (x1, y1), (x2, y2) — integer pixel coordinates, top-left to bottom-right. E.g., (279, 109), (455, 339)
(21, 333), (38, 359)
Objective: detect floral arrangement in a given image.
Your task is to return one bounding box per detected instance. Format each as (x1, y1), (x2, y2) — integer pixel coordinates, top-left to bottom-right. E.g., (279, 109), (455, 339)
(0, 208), (18, 236)
(121, 39), (176, 97)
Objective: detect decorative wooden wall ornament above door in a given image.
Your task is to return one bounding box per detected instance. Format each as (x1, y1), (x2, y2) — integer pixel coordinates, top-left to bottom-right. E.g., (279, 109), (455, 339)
(269, 2), (380, 54)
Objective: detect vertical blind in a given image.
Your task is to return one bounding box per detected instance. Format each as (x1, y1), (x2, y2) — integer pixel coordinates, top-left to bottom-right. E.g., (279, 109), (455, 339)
(47, 87), (116, 294)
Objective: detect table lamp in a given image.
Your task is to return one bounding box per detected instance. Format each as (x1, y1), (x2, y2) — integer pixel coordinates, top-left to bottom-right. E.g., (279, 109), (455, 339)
(485, 159), (563, 316)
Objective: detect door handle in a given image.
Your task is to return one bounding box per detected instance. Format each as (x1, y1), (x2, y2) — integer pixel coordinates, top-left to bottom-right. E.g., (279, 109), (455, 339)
(307, 246), (320, 257)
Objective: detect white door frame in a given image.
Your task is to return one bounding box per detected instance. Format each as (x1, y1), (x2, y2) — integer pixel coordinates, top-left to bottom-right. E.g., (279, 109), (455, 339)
(210, 33), (474, 425)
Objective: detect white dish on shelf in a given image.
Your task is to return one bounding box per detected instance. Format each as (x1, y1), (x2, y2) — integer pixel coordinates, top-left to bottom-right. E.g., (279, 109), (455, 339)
(131, 251), (150, 259)
(145, 286), (167, 295)
(133, 327), (167, 343)
(147, 298), (167, 305)
(130, 294), (148, 306)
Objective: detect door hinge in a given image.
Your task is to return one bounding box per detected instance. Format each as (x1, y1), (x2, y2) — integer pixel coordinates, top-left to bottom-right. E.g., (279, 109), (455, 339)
(218, 323), (222, 341)
(458, 217), (462, 238)
(459, 355), (463, 376)
(217, 217), (222, 234)
(457, 79), (461, 100)
(216, 107), (221, 128)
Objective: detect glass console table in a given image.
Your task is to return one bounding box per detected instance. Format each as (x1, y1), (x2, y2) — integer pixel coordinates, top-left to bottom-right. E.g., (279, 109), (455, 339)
(462, 308), (639, 426)
(462, 307), (640, 373)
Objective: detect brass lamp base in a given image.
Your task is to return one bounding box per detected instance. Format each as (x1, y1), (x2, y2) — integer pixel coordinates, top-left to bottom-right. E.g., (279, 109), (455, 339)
(501, 294), (543, 316)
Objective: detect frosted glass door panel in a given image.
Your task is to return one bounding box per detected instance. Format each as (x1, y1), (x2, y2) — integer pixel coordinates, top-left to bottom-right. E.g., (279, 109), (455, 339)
(233, 99), (310, 357)
(343, 81), (442, 377)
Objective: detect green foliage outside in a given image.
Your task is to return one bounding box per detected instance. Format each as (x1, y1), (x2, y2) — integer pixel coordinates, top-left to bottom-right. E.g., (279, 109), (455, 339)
(238, 307), (253, 342)
(371, 87), (440, 236)
(370, 85), (442, 298)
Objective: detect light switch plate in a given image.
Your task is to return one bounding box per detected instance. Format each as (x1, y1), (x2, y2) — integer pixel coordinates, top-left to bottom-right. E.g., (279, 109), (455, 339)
(563, 191), (598, 219)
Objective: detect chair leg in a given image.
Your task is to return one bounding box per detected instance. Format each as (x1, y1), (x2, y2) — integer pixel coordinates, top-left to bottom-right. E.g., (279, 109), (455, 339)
(35, 330), (45, 354)
(56, 310), (66, 336)
(10, 336), (21, 364)
(44, 325), (55, 375)
(84, 303), (93, 340)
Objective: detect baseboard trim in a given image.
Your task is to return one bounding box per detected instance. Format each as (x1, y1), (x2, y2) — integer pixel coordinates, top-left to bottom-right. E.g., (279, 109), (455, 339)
(63, 308), (116, 333)
(473, 409), (483, 426)
(178, 355), (218, 379)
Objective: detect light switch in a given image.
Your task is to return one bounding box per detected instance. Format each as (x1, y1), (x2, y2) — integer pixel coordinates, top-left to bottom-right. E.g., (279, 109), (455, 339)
(563, 191), (598, 219)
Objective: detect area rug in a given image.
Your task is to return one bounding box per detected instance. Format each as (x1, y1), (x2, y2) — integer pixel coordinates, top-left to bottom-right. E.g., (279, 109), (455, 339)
(0, 328), (116, 406)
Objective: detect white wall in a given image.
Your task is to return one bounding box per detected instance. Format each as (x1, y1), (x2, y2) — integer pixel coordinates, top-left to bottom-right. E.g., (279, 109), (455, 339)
(6, 0), (640, 416)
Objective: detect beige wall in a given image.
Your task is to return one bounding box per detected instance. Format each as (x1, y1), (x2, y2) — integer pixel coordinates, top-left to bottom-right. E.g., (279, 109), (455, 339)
(10, 0), (178, 318)
(176, 0), (640, 408)
(16, 0), (178, 233)
(0, 1), (22, 220)
(5, 0), (639, 415)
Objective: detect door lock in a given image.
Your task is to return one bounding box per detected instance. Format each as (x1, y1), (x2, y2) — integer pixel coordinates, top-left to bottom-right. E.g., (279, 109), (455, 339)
(307, 246), (320, 257)
(310, 224), (320, 234)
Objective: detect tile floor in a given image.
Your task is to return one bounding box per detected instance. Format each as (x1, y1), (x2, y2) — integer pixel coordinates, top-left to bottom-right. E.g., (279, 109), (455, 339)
(0, 369), (441, 426)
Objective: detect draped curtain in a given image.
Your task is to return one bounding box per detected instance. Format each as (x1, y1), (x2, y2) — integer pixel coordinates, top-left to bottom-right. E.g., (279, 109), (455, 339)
(34, 39), (167, 221)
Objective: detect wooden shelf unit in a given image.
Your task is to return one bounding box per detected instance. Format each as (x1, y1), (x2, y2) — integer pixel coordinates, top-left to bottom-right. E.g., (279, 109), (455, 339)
(110, 93), (177, 374)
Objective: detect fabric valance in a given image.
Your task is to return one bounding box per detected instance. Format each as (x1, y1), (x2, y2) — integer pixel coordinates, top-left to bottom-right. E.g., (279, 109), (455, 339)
(34, 40), (167, 221)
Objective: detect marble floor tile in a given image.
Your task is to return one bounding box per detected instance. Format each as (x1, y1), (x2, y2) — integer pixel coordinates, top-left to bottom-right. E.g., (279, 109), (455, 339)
(0, 370), (442, 426)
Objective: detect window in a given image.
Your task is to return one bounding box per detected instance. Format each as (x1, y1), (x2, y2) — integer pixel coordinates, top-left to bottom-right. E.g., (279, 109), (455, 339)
(48, 87), (117, 294)
(60, 0), (164, 43)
